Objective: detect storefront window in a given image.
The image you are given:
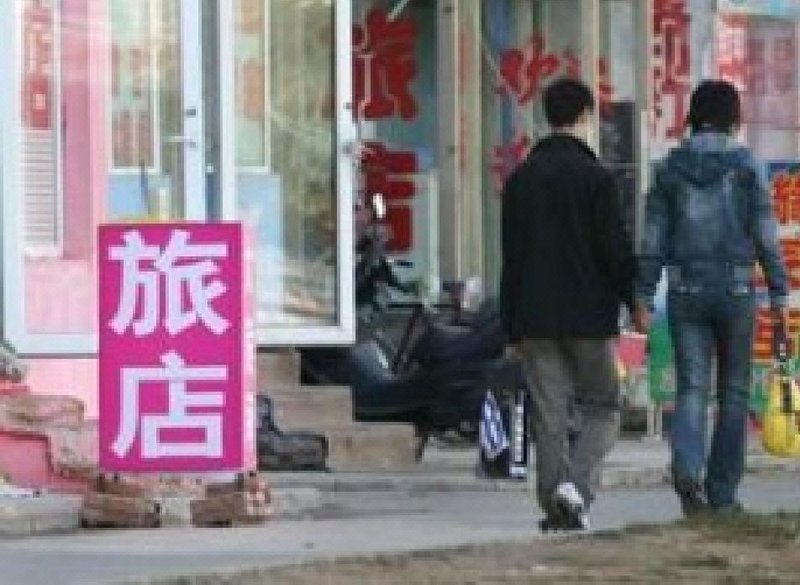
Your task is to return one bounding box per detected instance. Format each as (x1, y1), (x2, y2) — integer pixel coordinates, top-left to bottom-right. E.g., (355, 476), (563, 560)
(17, 0), (105, 340)
(3, 0), (354, 352)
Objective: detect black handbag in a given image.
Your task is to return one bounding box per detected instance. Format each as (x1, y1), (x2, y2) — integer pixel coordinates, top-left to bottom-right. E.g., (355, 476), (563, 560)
(256, 394), (329, 472)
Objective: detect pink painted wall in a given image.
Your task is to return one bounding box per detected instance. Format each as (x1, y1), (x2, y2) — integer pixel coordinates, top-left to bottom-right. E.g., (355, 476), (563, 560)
(62, 0), (107, 259)
(24, 0), (106, 334)
(21, 0), (107, 417)
(26, 358), (99, 418)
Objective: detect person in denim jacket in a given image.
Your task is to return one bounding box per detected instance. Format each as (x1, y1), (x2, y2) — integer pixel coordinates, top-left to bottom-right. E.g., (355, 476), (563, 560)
(634, 80), (788, 516)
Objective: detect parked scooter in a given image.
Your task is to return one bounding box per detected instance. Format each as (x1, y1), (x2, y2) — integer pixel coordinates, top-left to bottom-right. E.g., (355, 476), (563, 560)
(300, 194), (527, 457)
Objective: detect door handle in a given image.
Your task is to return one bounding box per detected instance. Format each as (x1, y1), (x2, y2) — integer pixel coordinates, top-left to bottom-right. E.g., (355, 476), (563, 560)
(165, 135), (198, 148)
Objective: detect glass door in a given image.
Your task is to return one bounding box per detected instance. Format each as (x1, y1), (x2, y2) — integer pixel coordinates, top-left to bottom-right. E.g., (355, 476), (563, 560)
(228, 0), (356, 345)
(107, 0), (206, 222)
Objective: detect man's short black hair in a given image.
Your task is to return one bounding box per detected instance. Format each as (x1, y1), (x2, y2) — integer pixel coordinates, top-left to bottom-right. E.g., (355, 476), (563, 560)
(687, 80), (741, 134)
(543, 78), (595, 128)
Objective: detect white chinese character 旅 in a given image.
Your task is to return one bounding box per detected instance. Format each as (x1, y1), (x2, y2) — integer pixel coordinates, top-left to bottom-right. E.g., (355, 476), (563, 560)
(112, 351), (228, 460)
(109, 229), (231, 337)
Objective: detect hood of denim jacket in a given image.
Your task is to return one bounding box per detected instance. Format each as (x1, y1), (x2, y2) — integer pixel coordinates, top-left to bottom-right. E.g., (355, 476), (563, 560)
(665, 132), (748, 186)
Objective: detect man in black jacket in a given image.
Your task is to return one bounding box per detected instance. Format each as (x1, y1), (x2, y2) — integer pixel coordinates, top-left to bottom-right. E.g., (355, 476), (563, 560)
(500, 79), (634, 531)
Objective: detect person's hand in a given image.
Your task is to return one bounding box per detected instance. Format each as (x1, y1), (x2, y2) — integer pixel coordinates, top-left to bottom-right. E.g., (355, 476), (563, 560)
(632, 302), (652, 334)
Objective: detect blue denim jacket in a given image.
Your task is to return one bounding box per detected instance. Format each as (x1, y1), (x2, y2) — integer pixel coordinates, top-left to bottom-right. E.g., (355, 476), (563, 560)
(636, 133), (788, 309)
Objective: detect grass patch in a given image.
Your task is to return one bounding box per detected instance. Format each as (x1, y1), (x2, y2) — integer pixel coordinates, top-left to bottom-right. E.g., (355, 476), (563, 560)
(677, 553), (731, 569)
(688, 511), (800, 545)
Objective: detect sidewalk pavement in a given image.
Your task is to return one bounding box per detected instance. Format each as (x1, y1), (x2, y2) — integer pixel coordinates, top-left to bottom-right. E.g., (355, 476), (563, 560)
(1, 437), (798, 538)
(267, 436), (800, 494)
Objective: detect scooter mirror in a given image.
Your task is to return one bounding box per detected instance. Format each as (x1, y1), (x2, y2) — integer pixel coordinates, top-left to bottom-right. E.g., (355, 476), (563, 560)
(372, 193), (387, 220)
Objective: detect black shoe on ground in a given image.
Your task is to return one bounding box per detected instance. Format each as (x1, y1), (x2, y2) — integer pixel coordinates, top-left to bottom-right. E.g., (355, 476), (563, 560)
(538, 513), (589, 533)
(710, 502), (744, 515)
(538, 515), (565, 532)
(676, 480), (709, 518)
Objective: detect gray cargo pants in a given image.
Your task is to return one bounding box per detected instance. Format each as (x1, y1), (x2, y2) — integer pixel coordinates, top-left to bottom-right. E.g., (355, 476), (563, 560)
(519, 338), (621, 516)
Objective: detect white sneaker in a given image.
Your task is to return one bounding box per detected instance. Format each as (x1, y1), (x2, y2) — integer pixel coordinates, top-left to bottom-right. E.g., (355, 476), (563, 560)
(554, 481), (589, 531)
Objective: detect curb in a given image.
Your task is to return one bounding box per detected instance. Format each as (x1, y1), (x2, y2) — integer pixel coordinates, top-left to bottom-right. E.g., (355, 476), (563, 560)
(268, 466), (673, 495)
(267, 457), (798, 495)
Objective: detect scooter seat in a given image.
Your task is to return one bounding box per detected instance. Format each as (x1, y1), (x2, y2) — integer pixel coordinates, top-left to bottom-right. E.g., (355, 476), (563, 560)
(412, 316), (504, 365)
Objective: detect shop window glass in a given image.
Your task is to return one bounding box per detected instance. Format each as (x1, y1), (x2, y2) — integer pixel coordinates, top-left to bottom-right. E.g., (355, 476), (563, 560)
(21, 0), (62, 256)
(14, 0), (200, 339)
(235, 0), (338, 328)
(481, 0), (590, 296)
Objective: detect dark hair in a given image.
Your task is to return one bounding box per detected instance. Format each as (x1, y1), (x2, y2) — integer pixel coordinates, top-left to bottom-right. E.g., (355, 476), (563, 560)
(687, 80), (741, 134)
(543, 78), (595, 128)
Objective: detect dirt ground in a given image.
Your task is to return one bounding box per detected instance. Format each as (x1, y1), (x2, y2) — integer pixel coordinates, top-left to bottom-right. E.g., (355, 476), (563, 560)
(162, 512), (800, 585)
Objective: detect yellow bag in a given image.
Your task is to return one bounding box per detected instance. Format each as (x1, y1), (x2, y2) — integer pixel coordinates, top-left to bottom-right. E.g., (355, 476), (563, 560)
(761, 371), (800, 457)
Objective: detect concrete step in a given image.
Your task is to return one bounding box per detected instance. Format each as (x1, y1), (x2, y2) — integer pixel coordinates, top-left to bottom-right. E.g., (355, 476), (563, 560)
(257, 349), (300, 390)
(261, 386), (419, 472)
(326, 424), (419, 471)
(266, 386), (353, 432)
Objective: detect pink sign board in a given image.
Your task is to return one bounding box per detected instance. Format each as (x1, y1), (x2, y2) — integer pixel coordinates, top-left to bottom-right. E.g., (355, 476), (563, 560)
(99, 223), (244, 472)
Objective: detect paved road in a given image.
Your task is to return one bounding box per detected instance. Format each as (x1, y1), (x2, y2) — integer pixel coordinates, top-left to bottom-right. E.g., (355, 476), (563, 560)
(0, 476), (798, 585)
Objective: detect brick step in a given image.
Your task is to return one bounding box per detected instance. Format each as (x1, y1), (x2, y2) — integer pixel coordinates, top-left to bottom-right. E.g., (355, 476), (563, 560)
(0, 394), (84, 427)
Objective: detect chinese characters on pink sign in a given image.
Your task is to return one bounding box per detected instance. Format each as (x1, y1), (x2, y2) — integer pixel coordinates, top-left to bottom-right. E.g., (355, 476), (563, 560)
(99, 224), (244, 472)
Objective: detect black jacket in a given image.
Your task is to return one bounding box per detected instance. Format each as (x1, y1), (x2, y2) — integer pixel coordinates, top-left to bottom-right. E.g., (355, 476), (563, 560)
(500, 134), (633, 341)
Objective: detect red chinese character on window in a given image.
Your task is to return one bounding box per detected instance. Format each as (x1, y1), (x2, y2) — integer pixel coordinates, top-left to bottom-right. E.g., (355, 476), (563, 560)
(653, 0), (691, 140)
(490, 133), (532, 192)
(496, 35), (559, 105)
(772, 171), (800, 224)
(353, 8), (418, 120)
(361, 142), (417, 200)
(360, 142), (418, 253)
(382, 204), (413, 253)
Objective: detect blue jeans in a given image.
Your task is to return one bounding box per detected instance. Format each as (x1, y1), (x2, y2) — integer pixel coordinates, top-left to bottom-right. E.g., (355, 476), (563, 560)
(667, 288), (755, 508)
